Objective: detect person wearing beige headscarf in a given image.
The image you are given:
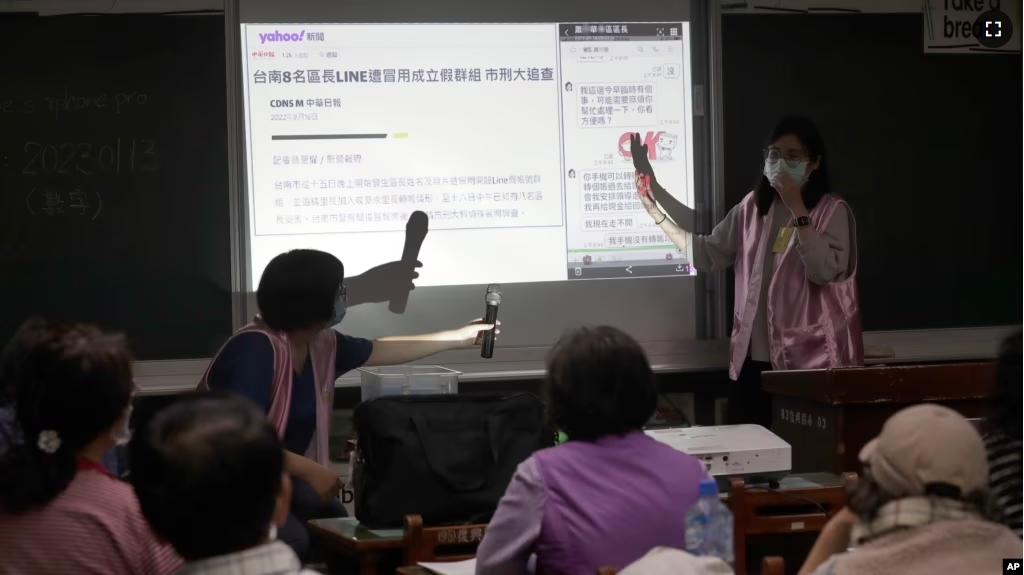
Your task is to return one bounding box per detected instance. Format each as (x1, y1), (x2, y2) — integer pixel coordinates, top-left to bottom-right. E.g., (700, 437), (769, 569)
(798, 404), (1021, 575)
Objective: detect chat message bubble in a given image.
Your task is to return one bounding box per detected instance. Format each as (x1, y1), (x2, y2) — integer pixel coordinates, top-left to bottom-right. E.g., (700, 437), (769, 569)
(581, 216), (639, 231)
(576, 83), (656, 128)
(603, 231), (673, 249)
(580, 169), (643, 215)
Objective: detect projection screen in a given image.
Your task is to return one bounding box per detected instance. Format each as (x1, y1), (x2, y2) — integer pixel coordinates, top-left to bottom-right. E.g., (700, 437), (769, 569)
(232, 0), (723, 380)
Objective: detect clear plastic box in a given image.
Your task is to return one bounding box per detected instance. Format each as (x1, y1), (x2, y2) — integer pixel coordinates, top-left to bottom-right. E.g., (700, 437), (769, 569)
(357, 365), (461, 401)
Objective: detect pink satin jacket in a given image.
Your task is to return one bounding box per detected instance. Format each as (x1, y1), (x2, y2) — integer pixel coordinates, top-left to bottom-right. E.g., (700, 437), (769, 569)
(198, 317), (338, 466)
(729, 192), (863, 380)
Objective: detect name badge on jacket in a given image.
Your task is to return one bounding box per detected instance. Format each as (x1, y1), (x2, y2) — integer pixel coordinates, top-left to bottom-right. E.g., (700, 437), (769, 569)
(773, 226), (795, 253)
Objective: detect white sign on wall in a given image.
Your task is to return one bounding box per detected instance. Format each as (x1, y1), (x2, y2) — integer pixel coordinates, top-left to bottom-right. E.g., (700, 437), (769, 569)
(721, 0), (1020, 54)
(923, 0), (1018, 53)
(720, 0), (921, 14)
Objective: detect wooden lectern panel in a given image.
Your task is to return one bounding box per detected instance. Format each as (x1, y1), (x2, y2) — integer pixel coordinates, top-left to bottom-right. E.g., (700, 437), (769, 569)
(763, 363), (994, 473)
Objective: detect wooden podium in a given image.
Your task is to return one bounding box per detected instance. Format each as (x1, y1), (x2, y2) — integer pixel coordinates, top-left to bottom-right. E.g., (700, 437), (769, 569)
(762, 363), (994, 474)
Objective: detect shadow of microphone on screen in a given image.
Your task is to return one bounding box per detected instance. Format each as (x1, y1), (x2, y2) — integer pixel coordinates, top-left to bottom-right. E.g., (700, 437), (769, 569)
(343, 210), (428, 314)
(388, 210), (428, 314)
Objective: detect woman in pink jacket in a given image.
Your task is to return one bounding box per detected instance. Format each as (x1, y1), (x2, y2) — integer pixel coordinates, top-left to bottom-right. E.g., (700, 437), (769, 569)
(200, 248), (496, 560)
(631, 116), (862, 427)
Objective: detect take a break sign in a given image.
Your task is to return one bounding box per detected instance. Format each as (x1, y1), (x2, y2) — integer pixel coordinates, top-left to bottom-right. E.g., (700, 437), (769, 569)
(925, 0), (1021, 53)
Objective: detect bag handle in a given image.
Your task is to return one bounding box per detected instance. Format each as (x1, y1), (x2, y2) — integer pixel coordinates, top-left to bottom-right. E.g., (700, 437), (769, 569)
(411, 413), (501, 493)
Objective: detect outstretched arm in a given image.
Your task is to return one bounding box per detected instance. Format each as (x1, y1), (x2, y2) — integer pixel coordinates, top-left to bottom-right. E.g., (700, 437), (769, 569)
(637, 173), (694, 260)
(636, 172), (739, 273)
(649, 176), (696, 234)
(629, 133), (736, 272)
(364, 320), (498, 366)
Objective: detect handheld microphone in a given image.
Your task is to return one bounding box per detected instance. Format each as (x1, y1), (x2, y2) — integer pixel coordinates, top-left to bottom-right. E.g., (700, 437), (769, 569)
(481, 284), (501, 359)
(389, 210), (429, 314)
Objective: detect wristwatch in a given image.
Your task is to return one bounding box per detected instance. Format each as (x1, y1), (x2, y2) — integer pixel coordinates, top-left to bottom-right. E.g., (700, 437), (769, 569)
(794, 215), (811, 229)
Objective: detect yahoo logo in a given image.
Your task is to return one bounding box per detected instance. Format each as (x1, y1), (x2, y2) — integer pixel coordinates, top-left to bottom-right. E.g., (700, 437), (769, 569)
(259, 30), (305, 44)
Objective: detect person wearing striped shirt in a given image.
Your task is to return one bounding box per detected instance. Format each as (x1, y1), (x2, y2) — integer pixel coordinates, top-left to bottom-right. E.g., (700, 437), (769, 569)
(984, 330), (1022, 537)
(131, 392), (320, 575)
(0, 319), (181, 575)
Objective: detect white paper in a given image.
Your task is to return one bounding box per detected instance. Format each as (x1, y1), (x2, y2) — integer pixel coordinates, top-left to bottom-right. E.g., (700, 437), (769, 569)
(418, 558), (477, 575)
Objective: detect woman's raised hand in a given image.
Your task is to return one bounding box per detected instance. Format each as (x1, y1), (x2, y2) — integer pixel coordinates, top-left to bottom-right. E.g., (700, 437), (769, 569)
(635, 172), (659, 213)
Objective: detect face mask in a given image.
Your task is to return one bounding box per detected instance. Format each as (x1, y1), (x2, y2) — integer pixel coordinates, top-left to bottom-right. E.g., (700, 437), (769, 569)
(326, 297), (347, 328)
(763, 159), (809, 188)
(111, 404), (133, 446)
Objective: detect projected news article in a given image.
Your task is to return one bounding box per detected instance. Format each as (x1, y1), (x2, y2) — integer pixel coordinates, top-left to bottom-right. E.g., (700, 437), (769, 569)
(241, 23), (696, 287)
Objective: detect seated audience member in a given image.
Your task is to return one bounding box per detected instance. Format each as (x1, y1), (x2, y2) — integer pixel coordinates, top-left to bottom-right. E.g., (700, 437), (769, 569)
(0, 333), (126, 478)
(130, 392), (320, 575)
(618, 547), (732, 575)
(983, 331), (1022, 536)
(0, 319), (181, 575)
(476, 326), (707, 575)
(202, 248), (496, 560)
(798, 404), (1021, 575)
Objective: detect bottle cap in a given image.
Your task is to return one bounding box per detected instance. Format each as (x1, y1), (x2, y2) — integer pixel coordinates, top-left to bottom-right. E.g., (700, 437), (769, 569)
(698, 478), (718, 496)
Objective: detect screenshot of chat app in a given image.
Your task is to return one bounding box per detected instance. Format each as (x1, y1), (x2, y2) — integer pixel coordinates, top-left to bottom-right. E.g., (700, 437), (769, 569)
(558, 23), (695, 280)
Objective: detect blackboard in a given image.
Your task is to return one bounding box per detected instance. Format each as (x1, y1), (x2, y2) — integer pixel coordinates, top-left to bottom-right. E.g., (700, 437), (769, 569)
(0, 15), (233, 360)
(722, 14), (1022, 331)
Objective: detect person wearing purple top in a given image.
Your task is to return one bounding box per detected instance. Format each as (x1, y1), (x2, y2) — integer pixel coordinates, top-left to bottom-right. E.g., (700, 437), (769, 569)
(476, 326), (707, 575)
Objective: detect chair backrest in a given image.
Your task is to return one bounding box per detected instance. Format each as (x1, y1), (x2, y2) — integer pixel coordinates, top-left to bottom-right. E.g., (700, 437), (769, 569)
(730, 472), (856, 535)
(597, 568), (618, 575)
(402, 514), (488, 564)
(729, 472), (857, 575)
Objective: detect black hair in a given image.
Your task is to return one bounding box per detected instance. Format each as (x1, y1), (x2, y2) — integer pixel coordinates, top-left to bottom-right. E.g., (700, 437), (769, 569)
(129, 392), (284, 561)
(0, 319), (135, 513)
(991, 331), (1022, 439)
(256, 249), (345, 332)
(753, 116), (831, 217)
(847, 469), (1000, 527)
(544, 326), (657, 441)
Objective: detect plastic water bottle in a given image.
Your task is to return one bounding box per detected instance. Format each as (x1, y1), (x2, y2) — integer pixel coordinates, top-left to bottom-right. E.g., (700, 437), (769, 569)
(685, 479), (734, 565)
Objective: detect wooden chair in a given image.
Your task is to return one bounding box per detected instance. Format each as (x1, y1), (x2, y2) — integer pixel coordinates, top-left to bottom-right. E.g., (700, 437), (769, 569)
(402, 514), (488, 565)
(729, 472), (857, 575)
(597, 568), (618, 575)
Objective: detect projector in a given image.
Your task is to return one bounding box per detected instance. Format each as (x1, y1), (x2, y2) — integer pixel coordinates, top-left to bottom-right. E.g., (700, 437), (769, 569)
(644, 424), (791, 485)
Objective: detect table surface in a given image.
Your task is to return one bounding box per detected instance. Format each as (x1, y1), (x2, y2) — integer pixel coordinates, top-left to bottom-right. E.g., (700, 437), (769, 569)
(308, 517), (406, 549)
(742, 472), (841, 490)
(308, 472), (843, 547)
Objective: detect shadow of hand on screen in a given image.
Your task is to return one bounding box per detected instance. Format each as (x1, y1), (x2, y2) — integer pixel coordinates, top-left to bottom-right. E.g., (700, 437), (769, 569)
(344, 210), (429, 313)
(345, 259), (421, 308)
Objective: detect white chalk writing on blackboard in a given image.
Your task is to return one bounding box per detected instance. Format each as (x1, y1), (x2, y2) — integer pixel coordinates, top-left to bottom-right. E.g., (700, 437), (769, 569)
(26, 188), (103, 220)
(0, 89), (149, 120)
(21, 138), (159, 176)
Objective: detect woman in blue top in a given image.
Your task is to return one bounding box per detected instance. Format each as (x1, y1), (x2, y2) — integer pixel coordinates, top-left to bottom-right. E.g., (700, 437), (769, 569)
(204, 249), (496, 559)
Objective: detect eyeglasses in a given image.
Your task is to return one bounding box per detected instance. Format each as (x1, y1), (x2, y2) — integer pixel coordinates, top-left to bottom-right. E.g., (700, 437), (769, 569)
(763, 147), (810, 169)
